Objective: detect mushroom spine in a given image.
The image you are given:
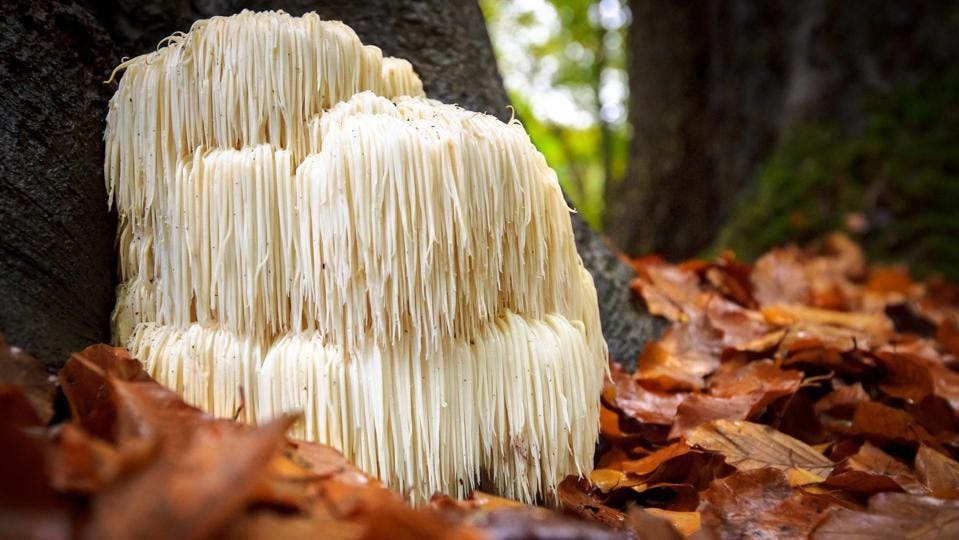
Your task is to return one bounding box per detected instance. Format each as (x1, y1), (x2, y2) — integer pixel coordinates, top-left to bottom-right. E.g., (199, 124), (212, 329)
(107, 10), (607, 503)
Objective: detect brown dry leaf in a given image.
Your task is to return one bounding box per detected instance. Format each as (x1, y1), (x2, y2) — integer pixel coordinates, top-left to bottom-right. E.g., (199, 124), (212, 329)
(590, 468), (641, 493)
(641, 508), (701, 537)
(0, 334), (56, 424)
(620, 442), (692, 476)
(879, 352), (959, 412)
(466, 508), (626, 540)
(687, 420), (834, 484)
(556, 476), (628, 530)
(915, 445), (959, 498)
(625, 508), (684, 540)
(669, 393), (756, 439)
(751, 246), (812, 307)
(812, 492), (959, 539)
(866, 267), (915, 296)
(700, 468), (833, 539)
(0, 387), (72, 540)
(762, 303), (894, 337)
(84, 408), (294, 540)
(815, 383), (870, 419)
(636, 324), (721, 391)
(46, 423), (123, 494)
(874, 351), (935, 402)
(607, 364), (684, 425)
(709, 360), (804, 413)
(850, 401), (940, 448)
(938, 319), (959, 356)
(634, 264), (705, 323)
(704, 296), (774, 347)
(58, 344), (154, 440)
(824, 442), (926, 495)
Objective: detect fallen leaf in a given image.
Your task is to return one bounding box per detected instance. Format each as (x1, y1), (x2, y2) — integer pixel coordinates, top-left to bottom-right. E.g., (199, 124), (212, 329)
(465, 508), (624, 540)
(824, 442), (926, 495)
(812, 493), (959, 539)
(687, 420), (834, 484)
(0, 333), (56, 424)
(0, 387), (72, 540)
(590, 468), (640, 493)
(938, 319), (959, 356)
(607, 365), (684, 425)
(874, 351), (935, 402)
(635, 325), (721, 391)
(669, 393), (755, 439)
(556, 476), (627, 530)
(633, 264), (704, 323)
(620, 442), (692, 476)
(640, 508), (701, 537)
(762, 304), (893, 337)
(849, 401), (940, 448)
(751, 247), (812, 307)
(58, 345), (153, 440)
(915, 445), (959, 498)
(626, 508), (684, 540)
(700, 468), (833, 538)
(703, 296), (773, 347)
(815, 383), (870, 419)
(708, 360), (804, 414)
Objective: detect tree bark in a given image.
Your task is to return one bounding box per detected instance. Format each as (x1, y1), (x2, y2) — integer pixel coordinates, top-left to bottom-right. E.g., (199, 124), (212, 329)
(2, 0), (662, 368)
(607, 0), (958, 260)
(0, 0), (119, 367)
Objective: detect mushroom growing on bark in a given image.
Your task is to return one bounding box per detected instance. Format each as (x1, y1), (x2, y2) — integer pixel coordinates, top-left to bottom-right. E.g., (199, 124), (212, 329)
(106, 10), (607, 503)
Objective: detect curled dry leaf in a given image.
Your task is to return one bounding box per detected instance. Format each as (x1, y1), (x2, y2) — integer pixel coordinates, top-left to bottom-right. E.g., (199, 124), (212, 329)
(607, 364), (684, 425)
(824, 442), (926, 495)
(686, 420), (834, 485)
(556, 476), (628, 530)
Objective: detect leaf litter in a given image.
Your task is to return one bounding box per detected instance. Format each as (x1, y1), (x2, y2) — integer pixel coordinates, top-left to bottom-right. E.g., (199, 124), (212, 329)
(3, 233), (959, 539)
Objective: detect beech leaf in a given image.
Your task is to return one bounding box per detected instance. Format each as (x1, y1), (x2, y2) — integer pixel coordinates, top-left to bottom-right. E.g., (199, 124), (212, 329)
(687, 420), (834, 484)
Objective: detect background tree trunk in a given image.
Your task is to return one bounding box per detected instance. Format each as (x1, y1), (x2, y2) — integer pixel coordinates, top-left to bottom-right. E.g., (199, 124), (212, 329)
(606, 0), (958, 260)
(1, 0), (662, 368)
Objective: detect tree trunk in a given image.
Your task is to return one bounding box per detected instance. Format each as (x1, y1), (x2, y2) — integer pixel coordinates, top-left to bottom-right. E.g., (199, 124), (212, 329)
(0, 0), (119, 367)
(1, 0), (662, 368)
(606, 0), (957, 260)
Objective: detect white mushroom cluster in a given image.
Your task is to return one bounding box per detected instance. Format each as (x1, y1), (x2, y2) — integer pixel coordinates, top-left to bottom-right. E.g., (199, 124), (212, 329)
(107, 10), (607, 503)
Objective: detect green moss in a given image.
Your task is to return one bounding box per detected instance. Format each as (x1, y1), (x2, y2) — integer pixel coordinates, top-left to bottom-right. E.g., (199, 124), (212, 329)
(716, 71), (959, 280)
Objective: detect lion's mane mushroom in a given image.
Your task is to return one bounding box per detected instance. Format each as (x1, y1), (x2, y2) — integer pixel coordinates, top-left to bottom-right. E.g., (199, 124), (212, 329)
(106, 10), (607, 503)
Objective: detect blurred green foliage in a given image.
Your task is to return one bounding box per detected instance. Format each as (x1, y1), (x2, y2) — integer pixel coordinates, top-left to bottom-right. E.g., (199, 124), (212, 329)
(716, 71), (959, 279)
(480, 0), (629, 229)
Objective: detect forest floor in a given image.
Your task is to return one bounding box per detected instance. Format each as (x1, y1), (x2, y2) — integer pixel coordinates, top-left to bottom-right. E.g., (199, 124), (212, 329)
(3, 233), (959, 539)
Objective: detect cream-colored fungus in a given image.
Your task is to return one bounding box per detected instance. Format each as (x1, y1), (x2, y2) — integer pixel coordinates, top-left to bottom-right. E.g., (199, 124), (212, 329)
(107, 9), (607, 503)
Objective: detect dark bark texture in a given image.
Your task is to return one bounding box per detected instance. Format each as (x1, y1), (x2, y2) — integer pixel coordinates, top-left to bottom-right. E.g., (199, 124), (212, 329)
(607, 0), (958, 260)
(1, 0), (661, 368)
(0, 1), (118, 367)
